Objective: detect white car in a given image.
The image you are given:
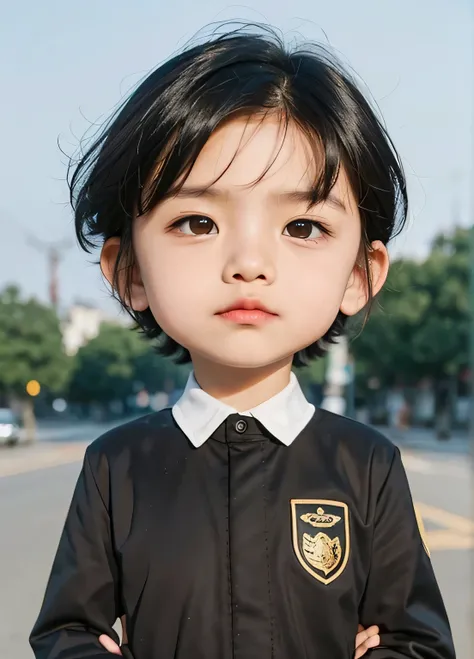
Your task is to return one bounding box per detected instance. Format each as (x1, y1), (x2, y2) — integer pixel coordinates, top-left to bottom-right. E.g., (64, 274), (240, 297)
(0, 408), (22, 446)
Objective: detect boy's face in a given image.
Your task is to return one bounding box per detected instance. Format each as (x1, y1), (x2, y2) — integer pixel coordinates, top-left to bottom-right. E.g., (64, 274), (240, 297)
(103, 115), (388, 369)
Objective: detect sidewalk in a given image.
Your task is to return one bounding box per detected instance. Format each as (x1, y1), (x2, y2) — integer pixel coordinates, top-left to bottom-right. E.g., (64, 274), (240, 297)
(374, 425), (470, 454)
(0, 441), (88, 478)
(33, 415), (141, 443)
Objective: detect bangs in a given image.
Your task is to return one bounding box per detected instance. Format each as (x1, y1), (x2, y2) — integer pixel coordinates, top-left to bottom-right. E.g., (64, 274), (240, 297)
(138, 108), (343, 218)
(72, 36), (372, 253)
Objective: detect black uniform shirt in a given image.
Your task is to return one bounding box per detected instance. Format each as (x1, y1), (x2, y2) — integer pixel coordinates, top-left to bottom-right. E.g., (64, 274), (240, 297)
(30, 391), (455, 658)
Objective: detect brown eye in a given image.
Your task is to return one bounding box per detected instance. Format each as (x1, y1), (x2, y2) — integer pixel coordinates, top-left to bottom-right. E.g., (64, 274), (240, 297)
(175, 215), (217, 235)
(284, 220), (321, 240)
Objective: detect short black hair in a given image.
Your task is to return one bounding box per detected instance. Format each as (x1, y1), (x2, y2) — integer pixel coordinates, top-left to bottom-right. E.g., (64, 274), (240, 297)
(70, 23), (407, 366)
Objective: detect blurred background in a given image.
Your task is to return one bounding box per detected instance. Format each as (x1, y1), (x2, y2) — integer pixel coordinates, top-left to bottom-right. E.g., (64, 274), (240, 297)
(0, 1), (472, 657)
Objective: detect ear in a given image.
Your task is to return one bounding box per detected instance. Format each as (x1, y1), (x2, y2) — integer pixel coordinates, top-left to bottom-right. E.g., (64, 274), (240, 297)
(100, 237), (149, 312)
(340, 240), (389, 316)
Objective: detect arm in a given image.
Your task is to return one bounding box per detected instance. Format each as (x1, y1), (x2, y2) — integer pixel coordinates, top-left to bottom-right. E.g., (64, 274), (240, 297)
(359, 447), (456, 658)
(30, 448), (123, 658)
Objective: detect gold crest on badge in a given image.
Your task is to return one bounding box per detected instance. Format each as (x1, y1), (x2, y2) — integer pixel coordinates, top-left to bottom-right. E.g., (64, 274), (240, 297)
(291, 499), (350, 585)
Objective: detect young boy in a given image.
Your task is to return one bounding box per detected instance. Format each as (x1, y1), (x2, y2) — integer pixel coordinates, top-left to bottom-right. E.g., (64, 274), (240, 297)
(30, 26), (455, 659)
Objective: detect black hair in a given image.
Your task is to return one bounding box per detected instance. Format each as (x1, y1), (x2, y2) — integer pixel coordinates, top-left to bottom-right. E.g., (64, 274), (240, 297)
(70, 23), (407, 366)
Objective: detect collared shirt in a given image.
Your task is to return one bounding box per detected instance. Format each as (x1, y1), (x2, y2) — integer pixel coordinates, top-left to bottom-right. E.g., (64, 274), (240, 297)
(172, 371), (315, 448)
(31, 405), (455, 659)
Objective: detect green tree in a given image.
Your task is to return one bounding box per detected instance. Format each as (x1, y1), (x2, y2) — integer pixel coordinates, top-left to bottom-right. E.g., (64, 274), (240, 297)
(295, 354), (327, 402)
(69, 323), (145, 407)
(0, 285), (71, 439)
(350, 226), (469, 391)
(68, 323), (189, 410)
(133, 348), (190, 394)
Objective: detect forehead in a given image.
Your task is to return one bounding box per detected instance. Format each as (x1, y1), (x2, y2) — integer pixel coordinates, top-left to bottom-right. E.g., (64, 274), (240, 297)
(184, 114), (319, 193)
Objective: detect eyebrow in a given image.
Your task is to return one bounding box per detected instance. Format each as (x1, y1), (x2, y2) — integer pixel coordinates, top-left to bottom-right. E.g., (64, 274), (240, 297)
(170, 186), (347, 213)
(277, 190), (347, 213)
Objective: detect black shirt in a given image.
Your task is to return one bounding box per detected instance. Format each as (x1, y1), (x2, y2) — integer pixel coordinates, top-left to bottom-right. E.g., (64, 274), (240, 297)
(30, 408), (455, 658)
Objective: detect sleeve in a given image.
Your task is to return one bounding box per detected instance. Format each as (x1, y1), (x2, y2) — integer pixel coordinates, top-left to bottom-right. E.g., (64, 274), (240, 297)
(29, 448), (123, 658)
(359, 447), (456, 658)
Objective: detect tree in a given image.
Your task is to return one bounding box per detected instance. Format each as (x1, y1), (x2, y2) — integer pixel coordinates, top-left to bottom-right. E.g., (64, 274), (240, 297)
(295, 354), (327, 404)
(68, 323), (189, 412)
(0, 285), (71, 439)
(133, 347), (190, 394)
(69, 323), (144, 408)
(350, 226), (469, 407)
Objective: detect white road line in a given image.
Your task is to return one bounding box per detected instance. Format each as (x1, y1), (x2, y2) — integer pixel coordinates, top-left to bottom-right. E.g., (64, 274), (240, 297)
(401, 453), (469, 478)
(402, 454), (435, 473)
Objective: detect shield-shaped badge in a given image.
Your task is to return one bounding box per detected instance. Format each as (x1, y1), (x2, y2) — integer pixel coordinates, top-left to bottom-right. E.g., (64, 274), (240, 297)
(291, 499), (350, 585)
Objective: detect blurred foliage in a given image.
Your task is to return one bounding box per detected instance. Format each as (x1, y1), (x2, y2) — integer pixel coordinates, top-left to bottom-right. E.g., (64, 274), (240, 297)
(350, 226), (469, 390)
(295, 353), (327, 386)
(67, 323), (189, 405)
(0, 285), (71, 399)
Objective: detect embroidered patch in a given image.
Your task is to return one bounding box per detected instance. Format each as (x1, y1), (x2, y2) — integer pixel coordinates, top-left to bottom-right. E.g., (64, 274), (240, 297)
(291, 499), (350, 585)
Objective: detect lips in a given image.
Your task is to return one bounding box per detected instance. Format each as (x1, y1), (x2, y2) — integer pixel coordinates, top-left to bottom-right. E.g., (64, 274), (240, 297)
(216, 299), (278, 325)
(216, 298), (276, 316)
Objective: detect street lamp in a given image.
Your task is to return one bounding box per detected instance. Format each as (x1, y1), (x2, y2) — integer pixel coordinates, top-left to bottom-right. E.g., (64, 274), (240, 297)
(24, 380), (41, 442)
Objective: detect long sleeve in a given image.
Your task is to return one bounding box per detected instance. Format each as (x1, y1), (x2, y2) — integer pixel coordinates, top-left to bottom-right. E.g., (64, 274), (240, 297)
(30, 448), (122, 658)
(359, 447), (456, 658)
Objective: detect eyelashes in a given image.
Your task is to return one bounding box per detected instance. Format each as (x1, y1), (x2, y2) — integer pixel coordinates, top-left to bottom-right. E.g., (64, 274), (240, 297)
(170, 215), (333, 241)
(171, 215), (217, 236)
(283, 219), (331, 240)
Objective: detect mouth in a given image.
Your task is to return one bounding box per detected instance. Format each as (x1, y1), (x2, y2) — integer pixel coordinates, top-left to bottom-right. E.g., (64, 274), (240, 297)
(216, 299), (278, 325)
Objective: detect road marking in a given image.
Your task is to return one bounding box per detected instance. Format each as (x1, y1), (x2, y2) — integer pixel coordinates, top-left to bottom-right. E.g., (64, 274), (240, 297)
(423, 530), (474, 551)
(416, 502), (474, 551)
(416, 502), (474, 535)
(402, 452), (469, 479)
(402, 454), (434, 473)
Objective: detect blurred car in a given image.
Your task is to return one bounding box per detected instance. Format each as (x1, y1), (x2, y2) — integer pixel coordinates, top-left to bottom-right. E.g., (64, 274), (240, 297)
(0, 408), (22, 446)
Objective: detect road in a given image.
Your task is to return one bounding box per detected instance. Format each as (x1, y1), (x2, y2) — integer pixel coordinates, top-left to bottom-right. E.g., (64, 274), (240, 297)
(0, 421), (472, 658)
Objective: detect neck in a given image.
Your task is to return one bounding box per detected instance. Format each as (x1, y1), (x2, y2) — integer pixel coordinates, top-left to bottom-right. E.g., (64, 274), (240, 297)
(191, 356), (293, 411)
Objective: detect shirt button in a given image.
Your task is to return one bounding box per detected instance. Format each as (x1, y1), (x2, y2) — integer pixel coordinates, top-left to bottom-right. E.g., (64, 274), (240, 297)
(235, 419), (248, 434)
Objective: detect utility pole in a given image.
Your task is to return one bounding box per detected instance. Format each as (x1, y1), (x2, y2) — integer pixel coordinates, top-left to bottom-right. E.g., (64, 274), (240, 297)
(27, 236), (72, 310)
(469, 27), (474, 655)
(321, 334), (351, 417)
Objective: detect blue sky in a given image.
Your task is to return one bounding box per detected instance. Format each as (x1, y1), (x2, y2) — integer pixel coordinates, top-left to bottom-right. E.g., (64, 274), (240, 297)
(1, 0), (472, 313)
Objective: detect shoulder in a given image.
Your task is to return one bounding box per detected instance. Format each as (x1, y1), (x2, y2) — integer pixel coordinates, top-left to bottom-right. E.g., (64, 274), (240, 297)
(304, 410), (405, 516)
(77, 409), (179, 511)
(85, 408), (178, 464)
(313, 407), (395, 448)
(307, 407), (398, 474)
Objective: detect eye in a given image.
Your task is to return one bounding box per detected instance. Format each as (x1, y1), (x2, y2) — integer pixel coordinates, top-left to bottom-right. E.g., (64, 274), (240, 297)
(173, 215), (217, 235)
(283, 219), (323, 240)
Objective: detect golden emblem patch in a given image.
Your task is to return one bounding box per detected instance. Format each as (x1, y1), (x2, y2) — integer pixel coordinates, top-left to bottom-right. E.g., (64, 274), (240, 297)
(291, 499), (350, 585)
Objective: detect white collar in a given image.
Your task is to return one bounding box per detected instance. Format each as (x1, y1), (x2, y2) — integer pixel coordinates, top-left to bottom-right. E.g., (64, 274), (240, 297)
(171, 371), (315, 448)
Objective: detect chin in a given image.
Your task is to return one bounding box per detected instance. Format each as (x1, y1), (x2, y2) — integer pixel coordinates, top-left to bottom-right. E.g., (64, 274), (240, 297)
(190, 343), (294, 370)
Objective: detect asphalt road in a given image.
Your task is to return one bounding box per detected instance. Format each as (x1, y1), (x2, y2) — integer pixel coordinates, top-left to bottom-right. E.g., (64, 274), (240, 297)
(0, 422), (472, 658)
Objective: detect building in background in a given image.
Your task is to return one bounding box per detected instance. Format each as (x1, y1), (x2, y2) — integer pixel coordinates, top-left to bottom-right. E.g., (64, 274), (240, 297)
(61, 302), (127, 356)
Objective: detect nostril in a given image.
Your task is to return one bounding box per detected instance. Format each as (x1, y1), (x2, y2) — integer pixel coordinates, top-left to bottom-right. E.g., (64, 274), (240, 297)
(232, 273), (266, 281)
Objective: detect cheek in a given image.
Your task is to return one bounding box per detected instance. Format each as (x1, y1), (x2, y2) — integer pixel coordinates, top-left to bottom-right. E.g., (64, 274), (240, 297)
(286, 250), (352, 298)
(282, 254), (352, 325)
(136, 240), (211, 336)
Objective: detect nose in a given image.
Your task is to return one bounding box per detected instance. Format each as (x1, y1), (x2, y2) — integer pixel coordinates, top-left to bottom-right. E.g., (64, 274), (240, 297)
(221, 232), (276, 285)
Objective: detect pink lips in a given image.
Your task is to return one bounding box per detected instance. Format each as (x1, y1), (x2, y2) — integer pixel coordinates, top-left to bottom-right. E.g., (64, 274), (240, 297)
(216, 299), (278, 325)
